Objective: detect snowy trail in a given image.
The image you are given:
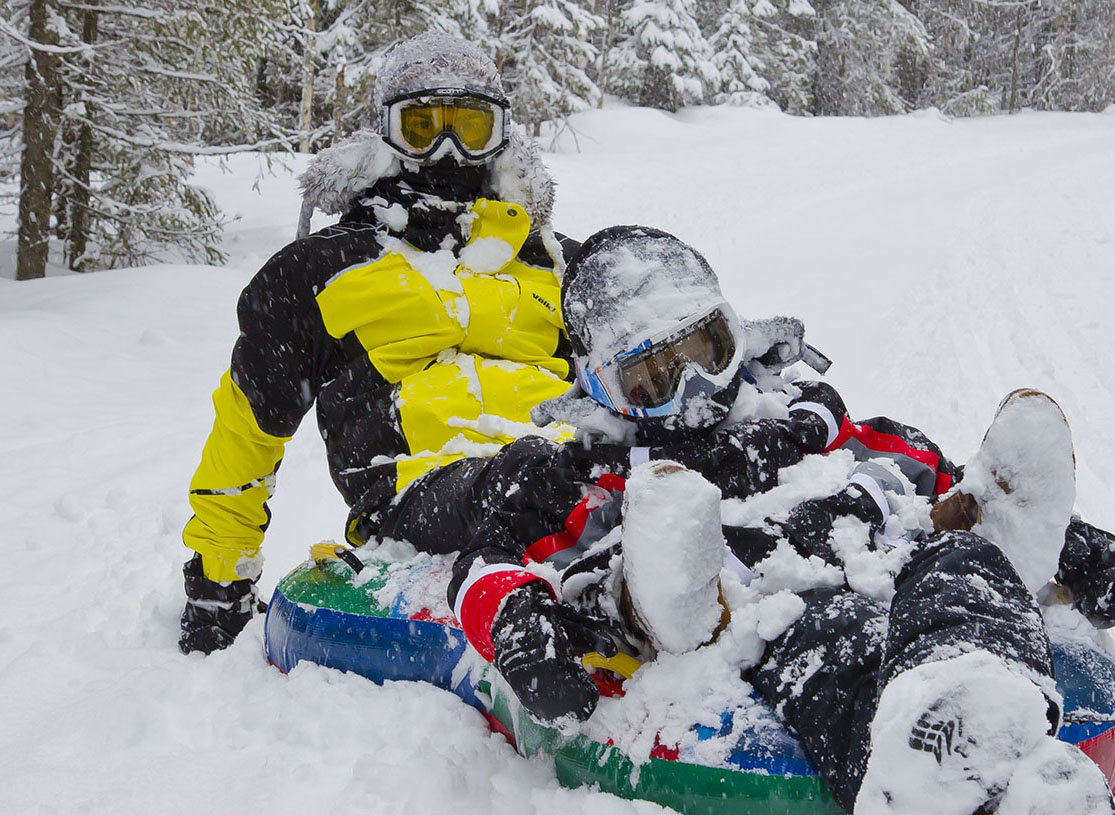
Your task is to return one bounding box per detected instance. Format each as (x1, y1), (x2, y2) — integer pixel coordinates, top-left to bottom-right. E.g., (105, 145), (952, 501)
(2, 105), (1114, 813)
(892, 138), (1115, 516)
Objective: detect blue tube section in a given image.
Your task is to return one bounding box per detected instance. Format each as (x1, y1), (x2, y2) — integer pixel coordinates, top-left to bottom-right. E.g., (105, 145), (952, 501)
(265, 588), (484, 709)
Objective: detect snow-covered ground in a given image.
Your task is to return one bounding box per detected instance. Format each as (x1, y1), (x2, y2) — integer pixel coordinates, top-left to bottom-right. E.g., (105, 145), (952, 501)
(2, 103), (1114, 813)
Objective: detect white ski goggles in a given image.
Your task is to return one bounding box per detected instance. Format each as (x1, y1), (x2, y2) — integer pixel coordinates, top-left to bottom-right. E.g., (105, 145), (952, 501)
(380, 88), (511, 163)
(576, 302), (745, 418)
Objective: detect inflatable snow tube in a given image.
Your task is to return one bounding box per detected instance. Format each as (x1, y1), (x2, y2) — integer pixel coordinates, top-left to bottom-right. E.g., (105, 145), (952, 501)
(265, 554), (1115, 814)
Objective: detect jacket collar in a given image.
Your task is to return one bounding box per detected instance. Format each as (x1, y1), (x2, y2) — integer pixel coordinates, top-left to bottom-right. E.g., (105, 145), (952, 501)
(297, 131), (555, 241)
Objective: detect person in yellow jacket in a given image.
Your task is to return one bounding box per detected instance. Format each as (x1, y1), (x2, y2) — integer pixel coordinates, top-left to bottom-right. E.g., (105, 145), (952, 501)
(179, 32), (577, 654)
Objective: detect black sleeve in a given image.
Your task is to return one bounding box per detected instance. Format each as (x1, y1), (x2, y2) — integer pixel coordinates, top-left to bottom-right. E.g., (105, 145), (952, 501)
(555, 231), (581, 262)
(791, 380), (962, 495)
(517, 230), (580, 269)
(230, 239), (330, 437)
(725, 484), (886, 567)
(562, 419), (810, 502)
(439, 438), (588, 608)
(648, 419), (808, 500)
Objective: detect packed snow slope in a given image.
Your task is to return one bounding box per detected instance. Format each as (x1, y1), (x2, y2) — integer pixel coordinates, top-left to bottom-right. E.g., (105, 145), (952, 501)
(2, 103), (1113, 814)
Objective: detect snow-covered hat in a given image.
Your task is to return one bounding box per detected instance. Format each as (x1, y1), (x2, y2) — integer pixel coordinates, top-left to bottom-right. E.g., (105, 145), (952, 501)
(563, 226), (726, 367)
(373, 32), (507, 113)
(549, 226), (745, 437)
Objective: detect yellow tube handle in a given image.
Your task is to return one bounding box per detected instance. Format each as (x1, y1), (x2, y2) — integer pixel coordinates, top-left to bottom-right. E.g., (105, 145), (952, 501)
(309, 541), (365, 573)
(582, 651), (642, 680)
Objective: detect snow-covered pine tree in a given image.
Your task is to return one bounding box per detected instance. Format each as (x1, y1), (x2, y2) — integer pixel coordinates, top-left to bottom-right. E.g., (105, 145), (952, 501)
(298, 0), (320, 151)
(710, 0), (771, 106)
(5, 0), (291, 275)
(8, 0), (58, 280)
(693, 0), (728, 34)
(917, 0), (1046, 115)
(748, 0), (818, 114)
(1030, 0), (1115, 112)
(59, 1), (290, 269)
(610, 0), (719, 111)
(438, 0), (501, 51)
(0, 4), (25, 156)
(307, 0), (385, 140)
(810, 0), (930, 115)
(500, 0), (603, 134)
(594, 0), (626, 104)
(0, 46), (23, 228)
(916, 0), (996, 114)
(273, 1), (389, 147)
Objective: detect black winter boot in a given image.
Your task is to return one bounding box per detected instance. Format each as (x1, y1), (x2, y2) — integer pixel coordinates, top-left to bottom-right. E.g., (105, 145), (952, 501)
(178, 554), (264, 655)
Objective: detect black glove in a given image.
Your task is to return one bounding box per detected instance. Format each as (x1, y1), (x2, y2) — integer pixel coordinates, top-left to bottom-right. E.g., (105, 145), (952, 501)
(724, 524), (782, 566)
(178, 554), (265, 655)
(491, 582), (614, 724)
(725, 475), (886, 568)
(1058, 518), (1115, 628)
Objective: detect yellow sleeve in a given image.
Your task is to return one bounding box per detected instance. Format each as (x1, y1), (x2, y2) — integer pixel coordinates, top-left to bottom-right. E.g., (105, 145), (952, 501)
(183, 371), (292, 582)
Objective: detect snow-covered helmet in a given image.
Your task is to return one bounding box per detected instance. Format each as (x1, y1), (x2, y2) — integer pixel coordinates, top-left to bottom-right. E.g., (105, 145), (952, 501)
(375, 32), (511, 165)
(563, 226), (747, 432)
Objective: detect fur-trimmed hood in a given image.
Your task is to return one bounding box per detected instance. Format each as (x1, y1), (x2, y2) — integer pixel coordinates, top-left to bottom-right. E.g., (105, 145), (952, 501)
(296, 131), (556, 239)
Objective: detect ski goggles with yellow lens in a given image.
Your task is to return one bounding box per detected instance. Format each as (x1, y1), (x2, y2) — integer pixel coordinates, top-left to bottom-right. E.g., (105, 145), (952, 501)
(381, 89), (511, 162)
(576, 302), (745, 418)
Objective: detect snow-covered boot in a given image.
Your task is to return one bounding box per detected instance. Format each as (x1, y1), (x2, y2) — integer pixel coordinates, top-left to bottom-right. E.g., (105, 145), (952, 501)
(930, 389), (1076, 594)
(854, 651), (1057, 815)
(994, 736), (1114, 815)
(620, 461), (728, 654)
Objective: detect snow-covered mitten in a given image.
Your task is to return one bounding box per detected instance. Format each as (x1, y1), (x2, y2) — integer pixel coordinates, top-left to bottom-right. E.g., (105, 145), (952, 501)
(854, 651), (1058, 815)
(742, 316), (806, 374)
(930, 389), (1076, 594)
(532, 384), (636, 445)
(491, 582), (607, 724)
(620, 461), (728, 654)
(178, 554), (265, 655)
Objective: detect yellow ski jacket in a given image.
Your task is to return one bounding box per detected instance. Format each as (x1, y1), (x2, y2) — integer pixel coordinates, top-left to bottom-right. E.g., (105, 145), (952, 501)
(184, 194), (573, 583)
